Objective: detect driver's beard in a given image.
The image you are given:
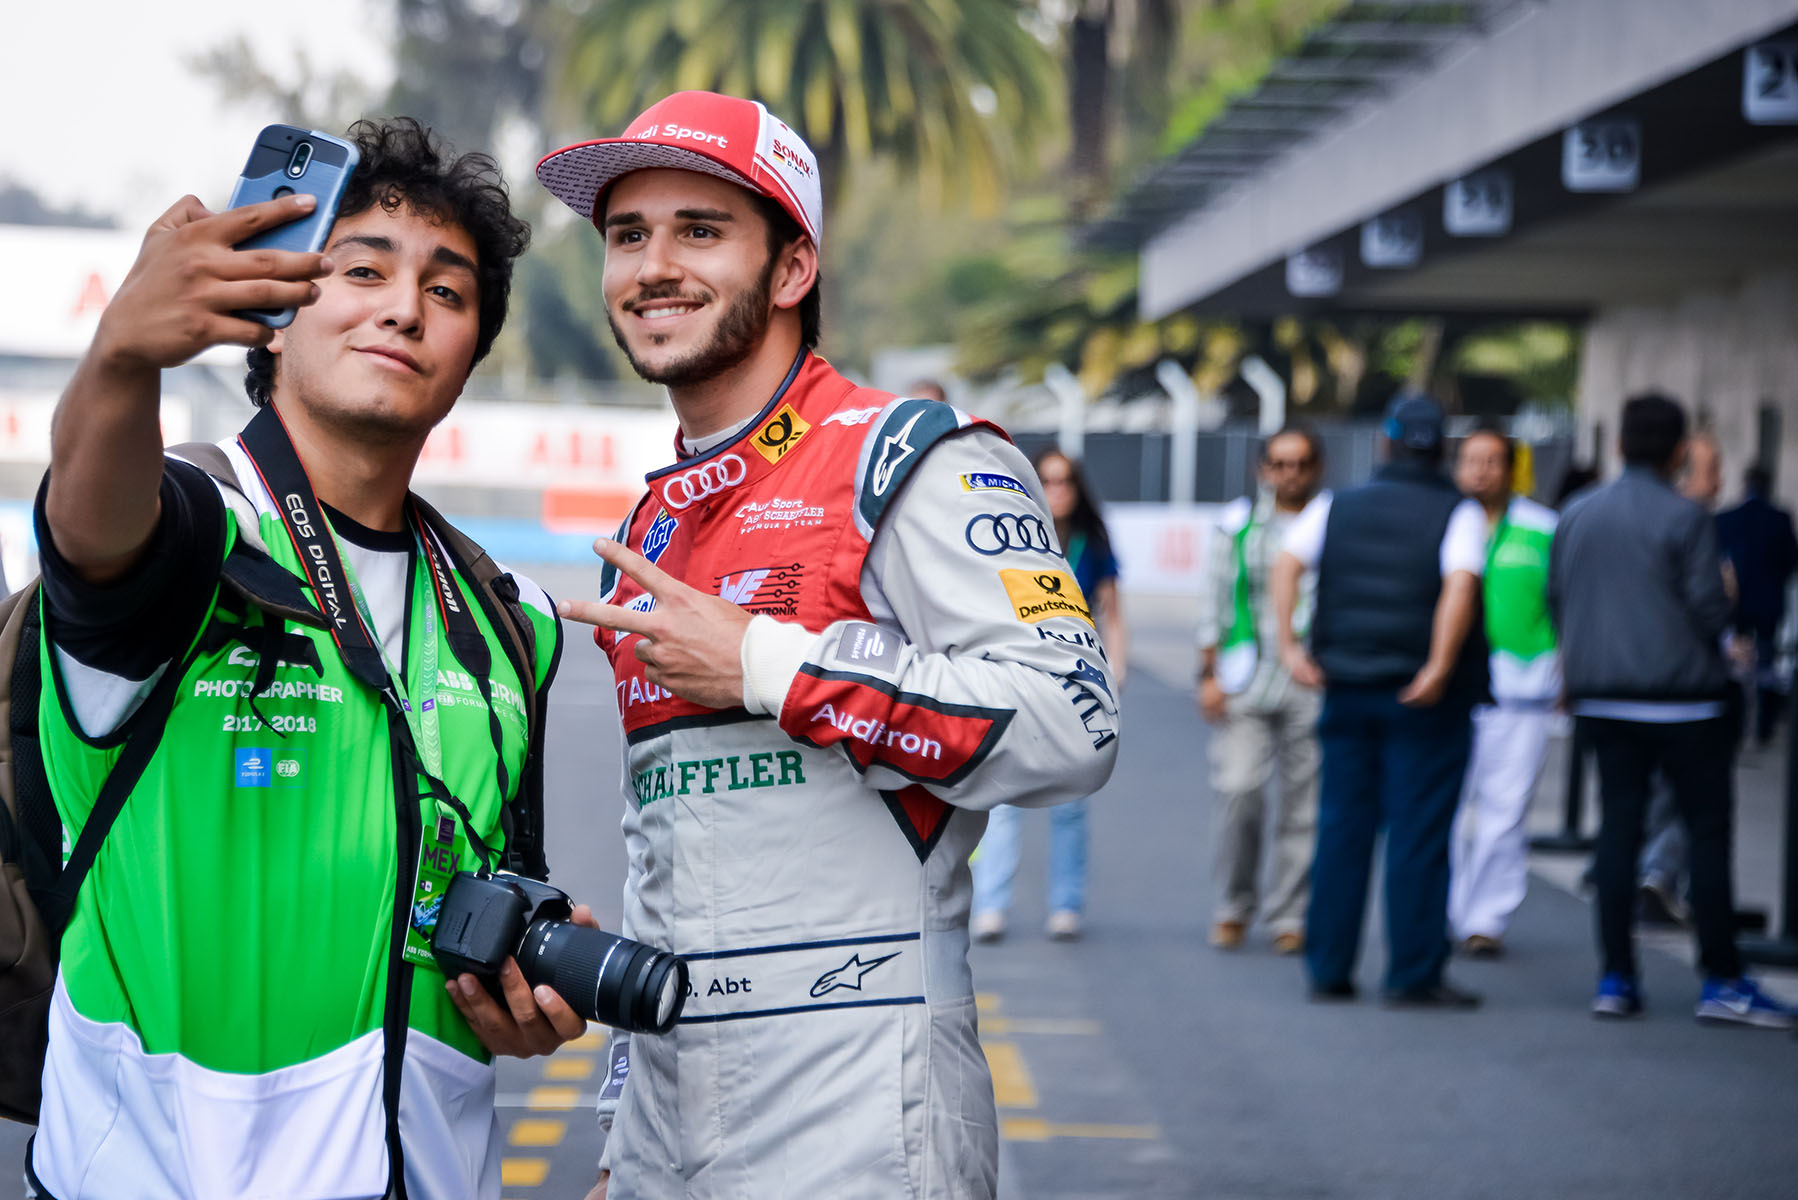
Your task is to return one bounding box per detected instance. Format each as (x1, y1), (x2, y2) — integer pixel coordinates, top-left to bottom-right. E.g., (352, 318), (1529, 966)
(609, 255), (776, 388)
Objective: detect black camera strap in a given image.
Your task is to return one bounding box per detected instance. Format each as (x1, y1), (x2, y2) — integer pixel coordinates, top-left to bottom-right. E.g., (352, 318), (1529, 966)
(236, 406), (506, 869)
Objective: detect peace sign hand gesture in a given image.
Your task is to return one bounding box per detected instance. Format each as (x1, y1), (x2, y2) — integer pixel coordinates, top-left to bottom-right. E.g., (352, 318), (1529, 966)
(559, 538), (756, 711)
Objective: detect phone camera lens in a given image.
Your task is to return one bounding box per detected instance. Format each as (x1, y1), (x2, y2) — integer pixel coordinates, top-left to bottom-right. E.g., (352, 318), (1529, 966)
(287, 142), (313, 178)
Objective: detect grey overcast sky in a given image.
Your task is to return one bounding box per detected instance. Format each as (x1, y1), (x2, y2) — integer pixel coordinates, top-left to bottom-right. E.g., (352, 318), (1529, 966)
(2, 1), (394, 228)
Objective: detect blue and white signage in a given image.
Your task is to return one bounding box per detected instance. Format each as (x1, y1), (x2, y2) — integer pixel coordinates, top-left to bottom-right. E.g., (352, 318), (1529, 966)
(1562, 118), (1641, 192)
(1360, 209), (1422, 269)
(1744, 42), (1798, 124)
(1285, 246), (1343, 298)
(1444, 169), (1513, 237)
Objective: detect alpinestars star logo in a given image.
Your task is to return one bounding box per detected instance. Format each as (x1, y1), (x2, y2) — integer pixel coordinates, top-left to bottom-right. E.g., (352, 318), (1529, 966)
(872, 410), (928, 496)
(809, 951), (901, 998)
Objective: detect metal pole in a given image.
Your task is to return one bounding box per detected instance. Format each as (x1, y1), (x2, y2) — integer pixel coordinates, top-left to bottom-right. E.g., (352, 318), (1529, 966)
(1531, 719), (1595, 854)
(1239, 355), (1286, 437)
(1740, 660), (1798, 964)
(1044, 364), (1085, 461)
(1158, 359), (1199, 507)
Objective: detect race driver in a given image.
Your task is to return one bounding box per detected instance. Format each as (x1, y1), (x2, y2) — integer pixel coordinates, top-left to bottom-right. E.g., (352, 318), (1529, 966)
(537, 91), (1122, 1199)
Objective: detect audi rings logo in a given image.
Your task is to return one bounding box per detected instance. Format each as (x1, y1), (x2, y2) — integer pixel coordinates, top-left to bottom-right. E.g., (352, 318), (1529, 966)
(965, 512), (1055, 557)
(661, 455), (748, 510)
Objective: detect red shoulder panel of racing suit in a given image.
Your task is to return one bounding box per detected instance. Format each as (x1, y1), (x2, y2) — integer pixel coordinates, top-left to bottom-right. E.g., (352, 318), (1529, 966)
(600, 353), (884, 735)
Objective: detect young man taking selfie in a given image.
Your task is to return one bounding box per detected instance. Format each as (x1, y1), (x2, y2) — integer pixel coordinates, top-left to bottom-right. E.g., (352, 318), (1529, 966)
(31, 117), (580, 1199)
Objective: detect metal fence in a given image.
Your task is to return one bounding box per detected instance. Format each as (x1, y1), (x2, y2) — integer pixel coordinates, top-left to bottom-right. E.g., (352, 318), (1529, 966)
(1013, 422), (1578, 506)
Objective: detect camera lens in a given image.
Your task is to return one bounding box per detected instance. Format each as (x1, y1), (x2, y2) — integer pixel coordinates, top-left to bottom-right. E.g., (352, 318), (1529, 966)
(516, 920), (689, 1034)
(287, 142), (313, 178)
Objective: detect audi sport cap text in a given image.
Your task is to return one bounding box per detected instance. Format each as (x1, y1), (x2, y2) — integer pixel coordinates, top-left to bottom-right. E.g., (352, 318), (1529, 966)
(537, 91), (824, 248)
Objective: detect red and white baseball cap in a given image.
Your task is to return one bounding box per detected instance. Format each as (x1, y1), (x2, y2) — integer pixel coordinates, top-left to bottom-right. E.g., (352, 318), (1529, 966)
(537, 91), (824, 248)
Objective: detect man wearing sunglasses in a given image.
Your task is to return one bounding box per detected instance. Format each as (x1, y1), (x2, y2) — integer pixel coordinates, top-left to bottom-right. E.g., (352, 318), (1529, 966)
(1196, 427), (1326, 955)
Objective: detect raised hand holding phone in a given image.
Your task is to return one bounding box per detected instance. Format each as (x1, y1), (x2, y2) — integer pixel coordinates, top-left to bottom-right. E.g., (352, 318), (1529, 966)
(91, 192), (331, 373)
(52, 131), (343, 583)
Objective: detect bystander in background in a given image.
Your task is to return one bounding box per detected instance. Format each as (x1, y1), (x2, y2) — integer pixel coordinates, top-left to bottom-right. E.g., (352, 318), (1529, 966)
(1716, 463), (1798, 749)
(1551, 393), (1792, 1027)
(1272, 394), (1488, 1008)
(1448, 427), (1559, 957)
(972, 449), (1125, 942)
(1634, 431), (1731, 926)
(1195, 428), (1325, 954)
(907, 379), (950, 405)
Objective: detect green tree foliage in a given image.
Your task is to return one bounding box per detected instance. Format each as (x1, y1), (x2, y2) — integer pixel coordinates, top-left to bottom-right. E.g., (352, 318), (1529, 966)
(936, 0), (1352, 396)
(555, 0), (1061, 216)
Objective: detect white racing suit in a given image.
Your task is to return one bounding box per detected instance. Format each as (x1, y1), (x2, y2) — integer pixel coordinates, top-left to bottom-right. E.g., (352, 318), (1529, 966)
(593, 352), (1121, 1198)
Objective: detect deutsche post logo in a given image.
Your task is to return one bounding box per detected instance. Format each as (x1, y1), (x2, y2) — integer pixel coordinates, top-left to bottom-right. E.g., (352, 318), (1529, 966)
(999, 568), (1094, 627)
(752, 404), (811, 465)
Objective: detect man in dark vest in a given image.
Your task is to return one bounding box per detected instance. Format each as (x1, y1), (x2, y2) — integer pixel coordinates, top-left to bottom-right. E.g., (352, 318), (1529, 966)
(1271, 393), (1488, 1007)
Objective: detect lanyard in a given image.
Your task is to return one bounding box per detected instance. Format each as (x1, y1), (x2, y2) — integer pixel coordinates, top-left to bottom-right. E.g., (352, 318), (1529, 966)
(237, 405), (509, 868)
(342, 533), (443, 777)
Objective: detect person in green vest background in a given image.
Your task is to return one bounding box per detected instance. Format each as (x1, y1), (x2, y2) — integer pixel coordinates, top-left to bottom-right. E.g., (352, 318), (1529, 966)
(1195, 427), (1325, 953)
(1448, 425), (1559, 957)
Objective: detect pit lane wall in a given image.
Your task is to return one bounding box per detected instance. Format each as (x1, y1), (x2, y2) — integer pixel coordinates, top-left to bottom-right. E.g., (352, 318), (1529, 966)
(1576, 268), (1798, 506)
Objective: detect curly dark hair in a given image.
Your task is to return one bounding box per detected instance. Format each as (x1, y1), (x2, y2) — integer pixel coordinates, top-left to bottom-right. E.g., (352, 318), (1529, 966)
(245, 116), (531, 406)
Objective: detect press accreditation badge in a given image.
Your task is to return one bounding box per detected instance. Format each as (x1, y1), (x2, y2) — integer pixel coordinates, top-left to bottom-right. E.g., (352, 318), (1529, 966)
(404, 809), (461, 969)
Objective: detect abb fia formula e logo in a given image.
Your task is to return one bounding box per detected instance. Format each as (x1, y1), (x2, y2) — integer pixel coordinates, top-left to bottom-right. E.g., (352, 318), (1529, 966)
(659, 454), (748, 510)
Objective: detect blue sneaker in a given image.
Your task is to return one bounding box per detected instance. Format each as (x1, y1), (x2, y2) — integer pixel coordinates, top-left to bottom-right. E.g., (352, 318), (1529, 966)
(1696, 977), (1796, 1029)
(1592, 973), (1643, 1019)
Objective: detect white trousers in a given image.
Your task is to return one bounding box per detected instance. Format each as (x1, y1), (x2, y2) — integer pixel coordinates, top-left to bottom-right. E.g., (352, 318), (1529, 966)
(1449, 705), (1553, 939)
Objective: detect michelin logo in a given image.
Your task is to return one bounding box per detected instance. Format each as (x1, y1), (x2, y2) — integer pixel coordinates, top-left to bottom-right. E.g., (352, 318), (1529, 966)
(959, 472), (1029, 498)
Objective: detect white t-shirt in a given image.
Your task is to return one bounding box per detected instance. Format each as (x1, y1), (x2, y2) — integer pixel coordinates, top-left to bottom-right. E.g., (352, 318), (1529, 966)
(1281, 492), (1487, 577)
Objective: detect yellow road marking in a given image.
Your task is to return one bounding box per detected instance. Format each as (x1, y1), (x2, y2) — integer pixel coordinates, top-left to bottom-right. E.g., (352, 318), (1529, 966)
(501, 1158), (550, 1185)
(527, 1085), (581, 1110)
(976, 992), (1000, 1013)
(510, 1118), (567, 1147)
(1001, 1118), (1160, 1142)
(566, 1031), (607, 1051)
(980, 1017), (1101, 1036)
(544, 1055), (597, 1080)
(983, 1041), (1038, 1108)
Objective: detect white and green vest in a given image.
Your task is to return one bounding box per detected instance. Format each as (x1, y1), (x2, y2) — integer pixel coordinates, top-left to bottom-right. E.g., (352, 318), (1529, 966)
(1484, 495), (1559, 703)
(33, 442), (562, 1200)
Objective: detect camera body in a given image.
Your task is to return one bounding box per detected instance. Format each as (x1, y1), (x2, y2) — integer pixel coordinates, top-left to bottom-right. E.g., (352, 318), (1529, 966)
(431, 872), (571, 980)
(431, 872), (687, 1035)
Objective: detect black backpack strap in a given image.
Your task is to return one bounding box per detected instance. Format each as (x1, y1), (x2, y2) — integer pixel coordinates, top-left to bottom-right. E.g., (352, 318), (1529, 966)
(36, 643), (187, 933)
(408, 494), (550, 879)
(7, 587), (60, 907)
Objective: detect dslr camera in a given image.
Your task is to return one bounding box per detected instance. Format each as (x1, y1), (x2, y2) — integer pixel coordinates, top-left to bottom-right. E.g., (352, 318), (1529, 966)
(431, 872), (687, 1035)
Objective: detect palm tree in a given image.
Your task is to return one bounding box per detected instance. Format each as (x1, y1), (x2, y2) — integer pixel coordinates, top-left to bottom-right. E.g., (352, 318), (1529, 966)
(553, 0), (1061, 217)
(1063, 0), (1186, 218)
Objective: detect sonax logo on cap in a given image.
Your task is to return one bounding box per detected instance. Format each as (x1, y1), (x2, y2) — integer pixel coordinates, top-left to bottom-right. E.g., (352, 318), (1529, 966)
(537, 91), (824, 248)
